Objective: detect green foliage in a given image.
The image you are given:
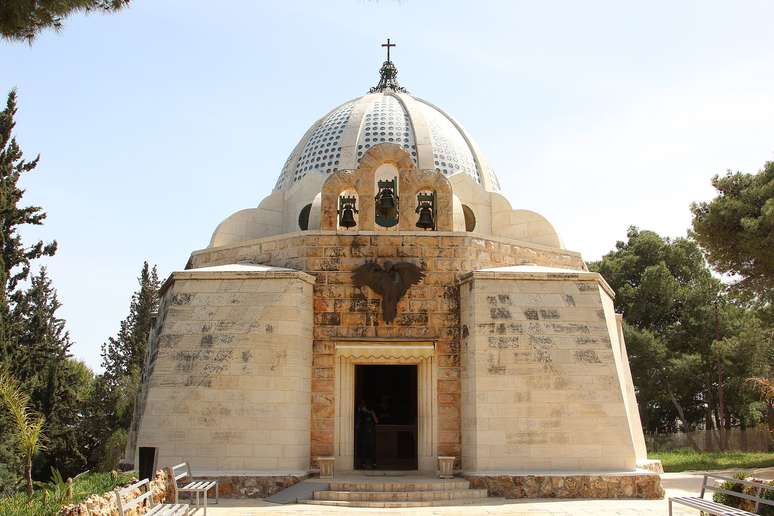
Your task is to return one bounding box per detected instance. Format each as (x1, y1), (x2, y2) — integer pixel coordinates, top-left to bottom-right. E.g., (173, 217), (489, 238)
(0, 370), (46, 496)
(712, 471), (749, 508)
(97, 429), (128, 472)
(691, 162), (774, 301)
(0, 90), (57, 365)
(0, 0), (130, 42)
(81, 262), (159, 470)
(649, 450), (774, 472)
(0, 470), (135, 516)
(589, 227), (773, 438)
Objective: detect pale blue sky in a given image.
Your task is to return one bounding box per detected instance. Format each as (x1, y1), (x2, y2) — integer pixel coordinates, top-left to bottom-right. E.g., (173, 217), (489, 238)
(2, 1), (773, 370)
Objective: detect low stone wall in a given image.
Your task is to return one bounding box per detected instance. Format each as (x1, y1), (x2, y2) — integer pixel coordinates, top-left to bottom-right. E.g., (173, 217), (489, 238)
(59, 469), (172, 515)
(199, 475), (307, 498)
(465, 473), (664, 499)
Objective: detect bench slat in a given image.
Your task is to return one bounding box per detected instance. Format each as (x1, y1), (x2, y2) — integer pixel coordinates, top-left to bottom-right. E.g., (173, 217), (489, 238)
(671, 497), (756, 515)
(123, 490), (153, 509)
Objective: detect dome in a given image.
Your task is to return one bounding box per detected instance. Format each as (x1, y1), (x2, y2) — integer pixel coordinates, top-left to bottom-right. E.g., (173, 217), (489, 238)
(273, 69), (500, 192)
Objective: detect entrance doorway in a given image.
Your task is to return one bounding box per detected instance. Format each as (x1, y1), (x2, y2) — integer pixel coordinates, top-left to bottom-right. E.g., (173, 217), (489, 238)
(354, 365), (417, 470)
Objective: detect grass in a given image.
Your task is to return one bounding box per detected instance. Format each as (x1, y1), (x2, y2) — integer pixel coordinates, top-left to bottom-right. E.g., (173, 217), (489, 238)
(650, 449), (774, 473)
(0, 470), (135, 516)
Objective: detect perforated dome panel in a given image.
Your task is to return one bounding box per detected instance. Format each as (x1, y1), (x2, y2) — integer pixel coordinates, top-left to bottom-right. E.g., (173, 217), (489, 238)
(356, 95), (417, 163)
(273, 92), (499, 192)
(415, 100), (479, 182)
(274, 101), (354, 191)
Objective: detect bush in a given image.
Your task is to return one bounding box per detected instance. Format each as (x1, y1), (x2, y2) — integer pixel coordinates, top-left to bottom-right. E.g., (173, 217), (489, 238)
(712, 473), (774, 516)
(713, 471), (748, 508)
(0, 470), (135, 516)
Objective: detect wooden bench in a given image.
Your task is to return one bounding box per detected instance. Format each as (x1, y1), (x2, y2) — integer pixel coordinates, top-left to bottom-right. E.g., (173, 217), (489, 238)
(115, 477), (188, 516)
(669, 473), (774, 515)
(169, 462), (218, 515)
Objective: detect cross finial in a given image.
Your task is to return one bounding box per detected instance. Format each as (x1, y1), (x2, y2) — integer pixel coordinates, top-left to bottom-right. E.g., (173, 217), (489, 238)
(382, 38), (396, 62)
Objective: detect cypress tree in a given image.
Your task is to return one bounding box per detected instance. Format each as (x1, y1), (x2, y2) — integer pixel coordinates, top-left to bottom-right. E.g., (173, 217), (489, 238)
(0, 90), (57, 366)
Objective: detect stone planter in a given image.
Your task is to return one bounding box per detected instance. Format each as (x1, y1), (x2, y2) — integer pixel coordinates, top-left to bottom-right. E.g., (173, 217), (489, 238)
(438, 456), (455, 479)
(318, 457), (335, 479)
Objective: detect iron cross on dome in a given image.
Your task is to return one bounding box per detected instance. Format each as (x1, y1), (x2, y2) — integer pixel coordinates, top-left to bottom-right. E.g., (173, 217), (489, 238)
(382, 38), (396, 62)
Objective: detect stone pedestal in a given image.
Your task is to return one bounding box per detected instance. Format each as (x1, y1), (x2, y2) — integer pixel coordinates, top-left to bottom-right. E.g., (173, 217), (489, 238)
(438, 456), (455, 479)
(318, 457), (335, 479)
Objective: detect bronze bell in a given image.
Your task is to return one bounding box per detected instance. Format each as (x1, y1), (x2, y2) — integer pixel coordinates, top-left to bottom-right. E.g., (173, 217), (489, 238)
(416, 202), (434, 230)
(339, 205), (357, 228)
(377, 188), (397, 219)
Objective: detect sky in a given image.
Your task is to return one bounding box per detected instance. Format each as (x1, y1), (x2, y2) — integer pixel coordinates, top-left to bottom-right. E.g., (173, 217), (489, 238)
(2, 0), (773, 371)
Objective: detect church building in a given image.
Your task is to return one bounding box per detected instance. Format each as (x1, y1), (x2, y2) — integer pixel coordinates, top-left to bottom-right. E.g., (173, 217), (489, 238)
(126, 42), (663, 501)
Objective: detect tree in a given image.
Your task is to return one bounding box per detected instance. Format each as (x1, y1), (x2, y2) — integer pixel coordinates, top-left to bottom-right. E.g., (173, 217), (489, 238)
(0, 0), (130, 42)
(691, 162), (774, 301)
(84, 261), (159, 470)
(590, 227), (771, 446)
(11, 269), (90, 479)
(0, 370), (45, 496)
(0, 90), (57, 364)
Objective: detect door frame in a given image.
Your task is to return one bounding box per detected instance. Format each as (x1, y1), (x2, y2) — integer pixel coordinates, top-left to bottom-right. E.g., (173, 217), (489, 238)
(334, 341), (437, 473)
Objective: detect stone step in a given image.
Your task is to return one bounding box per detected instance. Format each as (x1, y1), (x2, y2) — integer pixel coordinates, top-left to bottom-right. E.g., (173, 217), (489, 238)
(314, 488), (488, 502)
(328, 479), (470, 492)
(300, 497), (507, 508)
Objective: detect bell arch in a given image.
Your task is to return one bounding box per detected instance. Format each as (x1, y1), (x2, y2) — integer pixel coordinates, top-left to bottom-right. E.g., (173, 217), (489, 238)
(320, 143), (416, 231)
(398, 170), (453, 231)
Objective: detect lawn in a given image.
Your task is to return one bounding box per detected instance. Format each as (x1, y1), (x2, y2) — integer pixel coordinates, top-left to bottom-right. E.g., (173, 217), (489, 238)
(651, 449), (774, 473)
(0, 470), (135, 516)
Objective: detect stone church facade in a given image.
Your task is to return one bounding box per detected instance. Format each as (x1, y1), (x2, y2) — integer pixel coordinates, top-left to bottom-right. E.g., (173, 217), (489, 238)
(126, 52), (662, 499)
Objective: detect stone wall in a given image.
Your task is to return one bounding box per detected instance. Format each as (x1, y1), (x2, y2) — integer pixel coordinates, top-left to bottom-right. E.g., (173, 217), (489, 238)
(132, 267), (314, 473)
(198, 474), (306, 498)
(59, 469), (172, 515)
(466, 472), (663, 499)
(186, 232), (584, 470)
(459, 269), (641, 472)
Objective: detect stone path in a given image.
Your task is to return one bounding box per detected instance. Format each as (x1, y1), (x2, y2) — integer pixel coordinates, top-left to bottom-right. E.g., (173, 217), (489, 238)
(197, 469), (774, 515)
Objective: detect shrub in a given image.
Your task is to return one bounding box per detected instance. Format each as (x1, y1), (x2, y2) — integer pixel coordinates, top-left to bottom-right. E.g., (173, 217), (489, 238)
(0, 470), (135, 516)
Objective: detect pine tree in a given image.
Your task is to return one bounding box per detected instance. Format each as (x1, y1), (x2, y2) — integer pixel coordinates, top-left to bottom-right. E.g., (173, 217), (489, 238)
(12, 269), (89, 478)
(0, 90), (57, 365)
(0, 1), (130, 42)
(101, 261), (160, 390)
(85, 261), (159, 469)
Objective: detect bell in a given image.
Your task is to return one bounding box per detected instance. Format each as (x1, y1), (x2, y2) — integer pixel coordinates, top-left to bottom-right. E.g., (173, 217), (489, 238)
(377, 188), (397, 218)
(416, 203), (435, 230)
(339, 205), (357, 228)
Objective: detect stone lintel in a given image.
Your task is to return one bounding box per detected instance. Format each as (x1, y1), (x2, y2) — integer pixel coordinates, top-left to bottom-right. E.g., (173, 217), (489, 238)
(458, 268), (616, 299)
(160, 268), (316, 295)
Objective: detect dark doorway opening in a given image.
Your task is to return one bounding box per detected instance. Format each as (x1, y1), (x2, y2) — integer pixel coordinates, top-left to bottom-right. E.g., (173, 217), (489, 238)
(138, 447), (157, 481)
(354, 364), (417, 470)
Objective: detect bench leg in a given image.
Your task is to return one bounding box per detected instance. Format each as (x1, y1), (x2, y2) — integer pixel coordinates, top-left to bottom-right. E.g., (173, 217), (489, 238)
(668, 498), (672, 516)
(203, 491), (207, 516)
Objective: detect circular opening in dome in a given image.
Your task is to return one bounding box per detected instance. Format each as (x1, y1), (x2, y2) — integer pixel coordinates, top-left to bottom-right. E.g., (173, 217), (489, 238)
(462, 204), (476, 232)
(298, 203), (312, 231)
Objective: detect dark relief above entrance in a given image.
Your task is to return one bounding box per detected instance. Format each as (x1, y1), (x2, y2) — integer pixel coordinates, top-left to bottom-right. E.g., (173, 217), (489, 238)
(352, 261), (425, 323)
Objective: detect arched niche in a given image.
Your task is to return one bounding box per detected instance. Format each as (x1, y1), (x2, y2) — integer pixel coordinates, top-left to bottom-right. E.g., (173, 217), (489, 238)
(298, 203), (312, 230)
(374, 163), (400, 230)
(462, 204), (476, 232)
(320, 143), (415, 231)
(336, 189), (360, 230)
(398, 169), (453, 231)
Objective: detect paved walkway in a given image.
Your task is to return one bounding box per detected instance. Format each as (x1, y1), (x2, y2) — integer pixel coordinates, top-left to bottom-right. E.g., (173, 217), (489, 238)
(198, 468), (774, 515)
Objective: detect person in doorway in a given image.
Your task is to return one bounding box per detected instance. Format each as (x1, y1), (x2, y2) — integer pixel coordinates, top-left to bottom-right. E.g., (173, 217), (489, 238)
(356, 398), (379, 469)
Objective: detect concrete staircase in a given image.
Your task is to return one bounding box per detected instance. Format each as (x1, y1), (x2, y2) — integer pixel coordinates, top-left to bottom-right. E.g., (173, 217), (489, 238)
(299, 477), (496, 508)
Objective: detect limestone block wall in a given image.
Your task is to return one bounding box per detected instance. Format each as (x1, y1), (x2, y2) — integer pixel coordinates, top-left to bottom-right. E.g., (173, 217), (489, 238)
(133, 268), (314, 474)
(459, 268), (642, 472)
(187, 233), (586, 469)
